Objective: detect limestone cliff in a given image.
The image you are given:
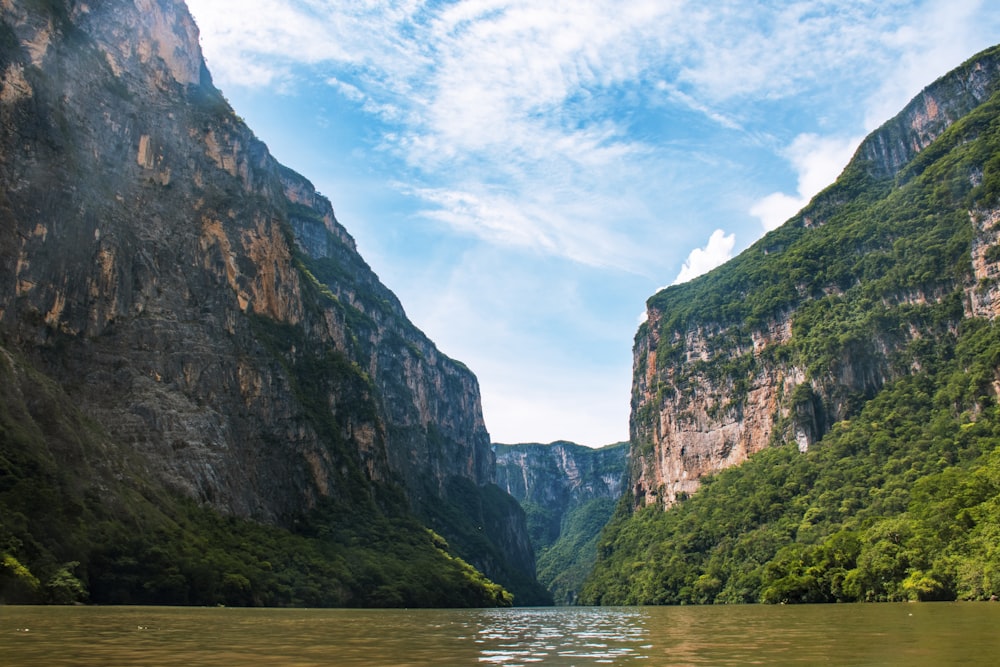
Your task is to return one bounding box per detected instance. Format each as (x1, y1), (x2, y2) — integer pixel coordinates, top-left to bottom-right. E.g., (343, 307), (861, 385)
(495, 441), (627, 516)
(632, 44), (1000, 508)
(0, 0), (539, 603)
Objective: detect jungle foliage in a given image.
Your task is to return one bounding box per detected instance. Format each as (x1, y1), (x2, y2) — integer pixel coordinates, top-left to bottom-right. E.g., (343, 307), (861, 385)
(582, 321), (1000, 604)
(0, 343), (511, 608)
(494, 441), (627, 605)
(534, 497), (619, 605)
(415, 475), (554, 606)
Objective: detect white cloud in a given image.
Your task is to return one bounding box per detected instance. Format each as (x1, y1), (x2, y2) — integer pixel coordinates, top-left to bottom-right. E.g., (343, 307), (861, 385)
(750, 133), (861, 231)
(657, 82), (743, 131)
(185, 0), (1000, 267)
(327, 77), (365, 103)
(672, 229), (736, 285)
(187, 0), (428, 87)
(746, 0), (1000, 234)
(863, 0), (997, 130)
(183, 0), (1000, 447)
(411, 186), (560, 254)
(409, 179), (651, 270)
(673, 2), (902, 102)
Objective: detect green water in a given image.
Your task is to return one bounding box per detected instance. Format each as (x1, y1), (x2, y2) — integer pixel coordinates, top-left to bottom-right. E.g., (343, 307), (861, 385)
(1, 603), (998, 665)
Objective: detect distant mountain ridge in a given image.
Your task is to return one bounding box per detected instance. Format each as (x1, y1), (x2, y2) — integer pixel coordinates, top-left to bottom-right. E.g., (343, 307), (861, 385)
(495, 441), (627, 604)
(495, 441), (628, 511)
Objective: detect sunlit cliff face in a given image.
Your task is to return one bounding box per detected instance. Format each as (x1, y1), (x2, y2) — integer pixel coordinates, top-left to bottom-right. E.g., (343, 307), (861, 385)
(629, 49), (1000, 509)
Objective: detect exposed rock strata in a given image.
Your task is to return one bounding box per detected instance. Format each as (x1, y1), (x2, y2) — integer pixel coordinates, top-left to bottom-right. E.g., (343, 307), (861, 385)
(495, 441), (627, 511)
(632, 46), (1000, 508)
(858, 51), (1000, 178)
(494, 440), (628, 603)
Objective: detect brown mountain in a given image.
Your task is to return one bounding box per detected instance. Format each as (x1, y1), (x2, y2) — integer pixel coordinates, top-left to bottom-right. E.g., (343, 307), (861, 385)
(0, 0), (547, 606)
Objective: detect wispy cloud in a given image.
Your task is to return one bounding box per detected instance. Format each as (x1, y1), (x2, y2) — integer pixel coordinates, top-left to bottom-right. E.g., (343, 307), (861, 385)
(187, 0), (926, 268)
(747, 0), (999, 234)
(184, 0), (1000, 445)
(750, 133), (862, 231)
(656, 82), (743, 131)
(673, 2), (905, 102)
(408, 176), (656, 270)
(188, 0), (999, 264)
(863, 0), (993, 130)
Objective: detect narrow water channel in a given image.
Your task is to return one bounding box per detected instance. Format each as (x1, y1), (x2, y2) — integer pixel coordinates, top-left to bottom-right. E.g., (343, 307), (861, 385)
(2, 602), (998, 665)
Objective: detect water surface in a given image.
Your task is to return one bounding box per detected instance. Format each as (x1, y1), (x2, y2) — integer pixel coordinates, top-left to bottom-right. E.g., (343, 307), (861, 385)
(2, 602), (998, 665)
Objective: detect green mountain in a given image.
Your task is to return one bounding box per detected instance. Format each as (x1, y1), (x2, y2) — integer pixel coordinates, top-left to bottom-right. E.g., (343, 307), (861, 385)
(0, 0), (548, 607)
(494, 441), (628, 604)
(582, 44), (1000, 604)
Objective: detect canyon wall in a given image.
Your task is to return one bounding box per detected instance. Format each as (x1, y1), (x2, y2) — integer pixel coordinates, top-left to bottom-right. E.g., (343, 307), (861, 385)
(495, 441), (627, 513)
(0, 0), (539, 601)
(495, 441), (627, 603)
(631, 45), (1000, 508)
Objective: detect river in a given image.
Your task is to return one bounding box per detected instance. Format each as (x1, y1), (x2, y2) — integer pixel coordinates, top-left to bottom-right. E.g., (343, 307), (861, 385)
(2, 603), (998, 665)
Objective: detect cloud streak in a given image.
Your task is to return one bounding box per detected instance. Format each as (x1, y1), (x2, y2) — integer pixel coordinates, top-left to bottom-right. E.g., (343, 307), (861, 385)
(672, 229), (736, 285)
(184, 0), (1000, 445)
(188, 0), (971, 268)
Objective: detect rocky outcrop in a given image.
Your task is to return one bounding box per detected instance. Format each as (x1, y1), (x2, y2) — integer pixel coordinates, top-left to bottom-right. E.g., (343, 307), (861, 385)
(632, 44), (1000, 508)
(966, 206), (1000, 319)
(0, 0), (533, 598)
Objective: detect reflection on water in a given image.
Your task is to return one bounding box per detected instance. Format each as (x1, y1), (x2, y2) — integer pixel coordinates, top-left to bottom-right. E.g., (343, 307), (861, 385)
(475, 607), (648, 664)
(2, 602), (1000, 666)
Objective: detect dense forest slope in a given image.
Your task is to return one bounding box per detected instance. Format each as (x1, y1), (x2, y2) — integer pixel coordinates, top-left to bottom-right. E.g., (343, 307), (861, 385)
(0, 0), (548, 606)
(582, 44), (1000, 604)
(494, 441), (627, 603)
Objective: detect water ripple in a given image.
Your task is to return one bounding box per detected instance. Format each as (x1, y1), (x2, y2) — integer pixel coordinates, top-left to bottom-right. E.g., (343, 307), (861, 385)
(474, 607), (649, 666)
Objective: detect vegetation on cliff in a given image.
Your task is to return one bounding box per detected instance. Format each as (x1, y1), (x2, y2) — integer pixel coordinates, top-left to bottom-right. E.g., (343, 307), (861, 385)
(641, 46), (1000, 339)
(535, 497), (619, 604)
(583, 321), (1000, 604)
(0, 342), (511, 607)
(583, 47), (1000, 604)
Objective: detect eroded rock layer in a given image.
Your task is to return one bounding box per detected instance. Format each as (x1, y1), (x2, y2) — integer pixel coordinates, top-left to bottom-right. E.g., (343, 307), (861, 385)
(632, 45), (1000, 508)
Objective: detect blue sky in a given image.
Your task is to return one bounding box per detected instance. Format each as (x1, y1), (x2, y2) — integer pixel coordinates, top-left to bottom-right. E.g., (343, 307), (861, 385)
(184, 0), (999, 447)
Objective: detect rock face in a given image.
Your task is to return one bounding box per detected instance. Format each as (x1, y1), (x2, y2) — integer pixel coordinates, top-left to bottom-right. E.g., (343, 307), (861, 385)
(495, 441), (628, 515)
(632, 44), (1000, 508)
(0, 0), (537, 600)
(857, 52), (1000, 178)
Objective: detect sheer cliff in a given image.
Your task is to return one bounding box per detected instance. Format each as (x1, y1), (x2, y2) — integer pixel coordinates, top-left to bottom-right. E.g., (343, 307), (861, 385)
(630, 44), (1000, 508)
(495, 441), (627, 603)
(0, 0), (545, 606)
(582, 43), (1000, 606)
